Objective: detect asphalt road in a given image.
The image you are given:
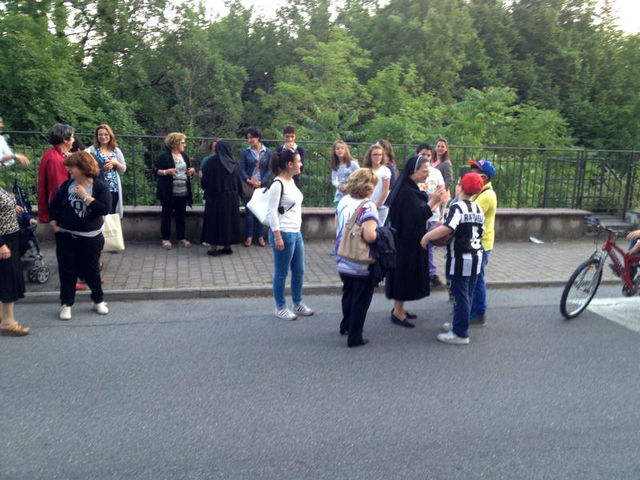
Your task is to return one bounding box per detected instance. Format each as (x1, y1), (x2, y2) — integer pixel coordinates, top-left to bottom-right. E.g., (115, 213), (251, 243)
(2, 286), (639, 479)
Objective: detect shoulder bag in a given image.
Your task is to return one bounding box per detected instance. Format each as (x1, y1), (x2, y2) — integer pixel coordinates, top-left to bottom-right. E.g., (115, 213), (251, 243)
(102, 213), (125, 252)
(337, 199), (375, 265)
(247, 179), (290, 226)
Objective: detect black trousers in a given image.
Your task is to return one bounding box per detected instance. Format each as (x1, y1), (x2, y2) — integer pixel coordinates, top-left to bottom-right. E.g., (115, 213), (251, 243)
(108, 191), (119, 215)
(340, 273), (375, 346)
(161, 196), (188, 241)
(55, 232), (104, 306)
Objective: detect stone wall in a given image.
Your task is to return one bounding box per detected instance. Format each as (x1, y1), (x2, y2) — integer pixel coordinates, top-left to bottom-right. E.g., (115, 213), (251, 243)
(33, 206), (592, 242)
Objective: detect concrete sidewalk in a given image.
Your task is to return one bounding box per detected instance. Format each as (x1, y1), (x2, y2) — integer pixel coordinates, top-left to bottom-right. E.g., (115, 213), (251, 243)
(22, 237), (622, 302)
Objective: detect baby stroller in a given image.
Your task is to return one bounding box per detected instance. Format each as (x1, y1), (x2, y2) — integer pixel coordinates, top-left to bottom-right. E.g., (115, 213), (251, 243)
(13, 179), (50, 284)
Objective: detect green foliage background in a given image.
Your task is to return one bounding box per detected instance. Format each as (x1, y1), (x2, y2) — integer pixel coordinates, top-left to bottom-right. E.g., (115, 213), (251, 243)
(0, 0), (638, 151)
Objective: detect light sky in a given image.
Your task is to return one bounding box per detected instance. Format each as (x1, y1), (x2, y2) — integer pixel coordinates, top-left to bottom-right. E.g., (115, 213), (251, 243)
(197, 0), (640, 34)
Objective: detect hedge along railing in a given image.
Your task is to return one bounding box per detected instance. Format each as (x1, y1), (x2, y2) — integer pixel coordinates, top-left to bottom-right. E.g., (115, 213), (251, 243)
(1, 131), (638, 215)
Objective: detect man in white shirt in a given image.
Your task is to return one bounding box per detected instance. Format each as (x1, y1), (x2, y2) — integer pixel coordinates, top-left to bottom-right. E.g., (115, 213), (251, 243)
(0, 116), (30, 167)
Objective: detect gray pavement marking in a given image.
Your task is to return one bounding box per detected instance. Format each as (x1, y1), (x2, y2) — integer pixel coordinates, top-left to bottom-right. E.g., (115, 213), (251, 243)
(588, 297), (640, 332)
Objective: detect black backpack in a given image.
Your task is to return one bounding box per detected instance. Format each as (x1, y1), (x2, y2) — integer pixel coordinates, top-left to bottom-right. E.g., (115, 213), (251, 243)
(368, 225), (397, 285)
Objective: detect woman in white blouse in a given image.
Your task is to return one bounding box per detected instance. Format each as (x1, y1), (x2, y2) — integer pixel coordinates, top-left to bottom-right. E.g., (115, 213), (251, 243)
(363, 144), (391, 225)
(267, 149), (314, 321)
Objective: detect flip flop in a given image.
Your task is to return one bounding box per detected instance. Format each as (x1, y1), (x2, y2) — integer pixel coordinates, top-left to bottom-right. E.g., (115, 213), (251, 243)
(0, 323), (30, 337)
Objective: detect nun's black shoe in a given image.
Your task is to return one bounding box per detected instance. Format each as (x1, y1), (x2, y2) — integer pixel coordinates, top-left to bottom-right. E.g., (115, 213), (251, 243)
(219, 247), (233, 255)
(391, 308), (417, 320)
(391, 312), (415, 328)
(339, 326), (348, 335)
(348, 338), (369, 348)
(207, 249), (218, 256)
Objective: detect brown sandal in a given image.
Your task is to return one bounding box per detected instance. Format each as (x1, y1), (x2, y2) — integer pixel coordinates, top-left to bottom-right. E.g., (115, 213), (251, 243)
(0, 323), (30, 337)
(244, 238), (253, 247)
(257, 237), (266, 247)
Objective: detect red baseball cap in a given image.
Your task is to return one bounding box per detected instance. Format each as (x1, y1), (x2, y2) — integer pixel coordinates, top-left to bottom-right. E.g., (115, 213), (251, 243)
(460, 172), (484, 195)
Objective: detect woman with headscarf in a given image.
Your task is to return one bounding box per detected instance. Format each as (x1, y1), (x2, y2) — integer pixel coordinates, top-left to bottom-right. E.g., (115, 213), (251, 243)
(200, 140), (242, 256)
(385, 155), (444, 328)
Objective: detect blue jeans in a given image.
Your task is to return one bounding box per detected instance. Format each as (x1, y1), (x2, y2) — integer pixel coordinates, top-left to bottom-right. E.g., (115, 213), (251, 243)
(245, 209), (263, 238)
(470, 250), (490, 319)
(450, 274), (478, 338)
(269, 231), (305, 309)
(630, 240), (639, 280)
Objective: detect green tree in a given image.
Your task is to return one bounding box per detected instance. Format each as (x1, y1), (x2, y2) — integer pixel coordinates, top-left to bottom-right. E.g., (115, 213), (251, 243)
(139, 9), (247, 136)
(260, 27), (371, 140)
(0, 12), (91, 130)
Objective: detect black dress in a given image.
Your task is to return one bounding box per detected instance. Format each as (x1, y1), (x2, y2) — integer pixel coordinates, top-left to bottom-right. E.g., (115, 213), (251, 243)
(0, 187), (25, 303)
(385, 178), (434, 301)
(200, 151), (242, 246)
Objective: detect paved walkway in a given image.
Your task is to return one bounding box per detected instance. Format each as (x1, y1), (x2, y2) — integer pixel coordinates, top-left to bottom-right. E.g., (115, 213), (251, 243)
(22, 237), (621, 302)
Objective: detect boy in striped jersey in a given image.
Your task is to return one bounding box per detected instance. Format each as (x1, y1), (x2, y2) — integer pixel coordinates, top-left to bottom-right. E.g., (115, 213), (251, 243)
(420, 172), (485, 345)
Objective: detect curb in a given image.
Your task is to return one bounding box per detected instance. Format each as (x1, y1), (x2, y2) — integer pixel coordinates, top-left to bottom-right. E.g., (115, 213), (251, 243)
(21, 278), (622, 303)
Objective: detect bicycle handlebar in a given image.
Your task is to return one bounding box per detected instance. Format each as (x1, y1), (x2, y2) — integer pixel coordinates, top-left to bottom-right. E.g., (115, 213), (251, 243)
(583, 216), (630, 238)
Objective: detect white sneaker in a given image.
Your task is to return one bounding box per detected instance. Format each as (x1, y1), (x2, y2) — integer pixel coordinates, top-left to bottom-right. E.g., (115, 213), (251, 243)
(93, 302), (109, 315)
(275, 307), (297, 321)
(59, 305), (72, 321)
(293, 303), (314, 316)
(441, 322), (452, 332)
(437, 330), (469, 345)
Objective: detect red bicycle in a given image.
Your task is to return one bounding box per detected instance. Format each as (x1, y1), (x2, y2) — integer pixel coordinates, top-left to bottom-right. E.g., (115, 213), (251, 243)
(560, 217), (640, 319)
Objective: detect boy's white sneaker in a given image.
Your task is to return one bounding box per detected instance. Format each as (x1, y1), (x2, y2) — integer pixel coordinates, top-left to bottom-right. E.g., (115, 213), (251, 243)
(275, 307), (297, 321)
(293, 303), (314, 316)
(437, 330), (469, 345)
(93, 302), (109, 315)
(59, 305), (72, 321)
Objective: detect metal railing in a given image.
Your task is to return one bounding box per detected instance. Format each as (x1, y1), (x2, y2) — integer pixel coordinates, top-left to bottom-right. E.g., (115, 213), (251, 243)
(1, 131), (638, 215)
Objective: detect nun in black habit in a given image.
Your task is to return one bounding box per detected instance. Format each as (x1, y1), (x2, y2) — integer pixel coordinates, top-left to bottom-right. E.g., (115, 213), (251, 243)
(385, 155), (444, 327)
(200, 140), (243, 255)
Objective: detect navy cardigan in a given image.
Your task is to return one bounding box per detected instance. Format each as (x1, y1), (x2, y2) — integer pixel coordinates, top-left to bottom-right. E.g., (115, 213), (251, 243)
(154, 150), (193, 206)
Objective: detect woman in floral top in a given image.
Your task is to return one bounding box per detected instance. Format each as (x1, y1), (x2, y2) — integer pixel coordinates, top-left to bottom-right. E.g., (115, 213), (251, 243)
(87, 124), (126, 218)
(0, 183), (30, 336)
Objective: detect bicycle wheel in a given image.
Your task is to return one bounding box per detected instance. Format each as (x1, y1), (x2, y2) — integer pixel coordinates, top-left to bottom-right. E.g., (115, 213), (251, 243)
(560, 258), (603, 319)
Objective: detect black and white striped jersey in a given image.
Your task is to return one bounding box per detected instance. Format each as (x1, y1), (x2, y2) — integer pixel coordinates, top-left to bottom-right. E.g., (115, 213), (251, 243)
(444, 200), (485, 277)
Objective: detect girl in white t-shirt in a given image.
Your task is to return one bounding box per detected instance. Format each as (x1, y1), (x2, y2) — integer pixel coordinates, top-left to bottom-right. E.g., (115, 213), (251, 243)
(267, 149), (314, 321)
(363, 144), (391, 225)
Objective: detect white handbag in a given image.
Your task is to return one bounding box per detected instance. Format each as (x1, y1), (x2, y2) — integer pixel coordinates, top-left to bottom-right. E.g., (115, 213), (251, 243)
(102, 213), (125, 252)
(247, 179), (286, 226)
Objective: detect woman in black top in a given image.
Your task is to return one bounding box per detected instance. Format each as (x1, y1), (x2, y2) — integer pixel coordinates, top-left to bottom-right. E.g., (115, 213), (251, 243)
(49, 151), (112, 320)
(154, 132), (195, 249)
(385, 156), (444, 327)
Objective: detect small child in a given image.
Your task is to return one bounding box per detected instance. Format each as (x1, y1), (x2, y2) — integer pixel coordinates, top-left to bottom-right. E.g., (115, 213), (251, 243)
(420, 172), (485, 345)
(627, 230), (640, 280)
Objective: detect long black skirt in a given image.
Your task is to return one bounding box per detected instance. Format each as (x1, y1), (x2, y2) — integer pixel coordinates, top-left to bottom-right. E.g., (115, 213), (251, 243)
(0, 231), (25, 303)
